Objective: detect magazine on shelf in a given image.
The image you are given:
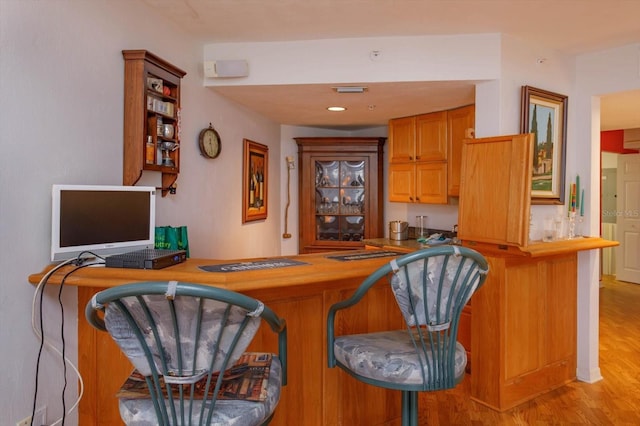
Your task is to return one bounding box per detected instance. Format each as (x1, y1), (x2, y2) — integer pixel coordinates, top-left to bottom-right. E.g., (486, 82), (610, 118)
(116, 352), (273, 402)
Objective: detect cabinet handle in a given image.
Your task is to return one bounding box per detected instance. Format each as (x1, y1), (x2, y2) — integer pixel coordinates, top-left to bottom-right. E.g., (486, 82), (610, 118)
(409, 156), (413, 160)
(415, 197), (420, 202)
(415, 155), (420, 160)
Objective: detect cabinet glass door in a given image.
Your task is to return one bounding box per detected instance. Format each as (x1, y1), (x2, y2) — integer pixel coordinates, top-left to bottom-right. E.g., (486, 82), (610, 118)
(314, 160), (366, 242)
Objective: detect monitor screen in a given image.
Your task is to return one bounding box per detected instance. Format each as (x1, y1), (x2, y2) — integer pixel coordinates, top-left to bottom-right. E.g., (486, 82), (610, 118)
(51, 184), (156, 261)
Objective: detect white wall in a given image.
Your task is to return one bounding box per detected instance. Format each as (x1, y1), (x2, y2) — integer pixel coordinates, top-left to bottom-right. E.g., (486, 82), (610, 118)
(0, 1), (282, 423)
(574, 42), (640, 382)
(204, 34), (501, 87)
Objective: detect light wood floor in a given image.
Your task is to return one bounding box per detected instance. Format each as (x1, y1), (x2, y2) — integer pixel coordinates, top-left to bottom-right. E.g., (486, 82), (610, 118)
(415, 275), (640, 425)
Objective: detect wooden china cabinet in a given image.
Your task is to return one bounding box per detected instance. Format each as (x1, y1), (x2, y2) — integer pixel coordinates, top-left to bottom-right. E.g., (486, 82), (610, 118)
(295, 137), (385, 254)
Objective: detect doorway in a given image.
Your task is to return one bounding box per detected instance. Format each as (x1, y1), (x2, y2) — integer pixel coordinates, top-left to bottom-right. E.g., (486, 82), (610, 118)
(615, 153), (640, 284)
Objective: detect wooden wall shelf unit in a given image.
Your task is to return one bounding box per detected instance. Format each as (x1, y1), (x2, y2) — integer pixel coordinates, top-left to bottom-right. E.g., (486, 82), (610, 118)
(122, 50), (186, 197)
(388, 105), (474, 204)
(295, 137), (385, 253)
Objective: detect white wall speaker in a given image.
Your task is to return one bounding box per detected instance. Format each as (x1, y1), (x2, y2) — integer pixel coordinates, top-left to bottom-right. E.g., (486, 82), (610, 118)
(204, 60), (249, 78)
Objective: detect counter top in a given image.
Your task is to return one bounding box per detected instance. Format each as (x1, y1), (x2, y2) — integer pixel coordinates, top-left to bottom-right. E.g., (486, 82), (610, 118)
(364, 236), (618, 258)
(364, 238), (429, 252)
(28, 249), (406, 292)
(518, 236), (619, 257)
(29, 237), (617, 291)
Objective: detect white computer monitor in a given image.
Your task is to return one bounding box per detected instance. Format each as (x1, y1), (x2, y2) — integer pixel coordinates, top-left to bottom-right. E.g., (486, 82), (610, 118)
(51, 184), (156, 262)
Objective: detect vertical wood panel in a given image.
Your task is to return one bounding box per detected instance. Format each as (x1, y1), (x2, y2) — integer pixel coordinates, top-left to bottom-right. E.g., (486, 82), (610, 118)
(544, 255), (577, 364)
(471, 253), (579, 411)
(471, 256), (503, 408)
(247, 294), (325, 425)
(504, 261), (540, 380)
(334, 283), (404, 425)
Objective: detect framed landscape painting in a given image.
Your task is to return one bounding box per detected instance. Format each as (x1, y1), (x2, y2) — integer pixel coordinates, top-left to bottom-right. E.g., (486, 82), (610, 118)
(520, 86), (568, 205)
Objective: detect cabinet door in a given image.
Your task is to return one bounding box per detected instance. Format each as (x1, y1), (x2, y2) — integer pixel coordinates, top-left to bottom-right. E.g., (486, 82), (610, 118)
(458, 134), (533, 247)
(416, 162), (447, 204)
(388, 163), (415, 202)
(389, 116), (416, 162)
(447, 105), (475, 196)
(416, 111), (448, 161)
(314, 159), (367, 244)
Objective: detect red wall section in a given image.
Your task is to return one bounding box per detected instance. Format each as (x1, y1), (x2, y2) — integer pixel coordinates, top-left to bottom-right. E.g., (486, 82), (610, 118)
(601, 130), (640, 153)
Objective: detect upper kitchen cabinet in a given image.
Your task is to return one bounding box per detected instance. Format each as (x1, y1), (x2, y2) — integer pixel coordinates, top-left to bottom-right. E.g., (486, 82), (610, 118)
(416, 111), (448, 161)
(388, 116), (415, 162)
(388, 111), (448, 204)
(122, 50), (186, 197)
(447, 105), (475, 197)
(388, 112), (448, 162)
(296, 137), (385, 254)
(458, 133), (534, 248)
(388, 107), (475, 204)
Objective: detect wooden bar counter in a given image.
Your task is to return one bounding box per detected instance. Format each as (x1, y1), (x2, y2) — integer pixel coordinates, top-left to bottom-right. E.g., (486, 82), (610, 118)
(367, 236), (619, 411)
(29, 237), (617, 423)
(29, 250), (410, 426)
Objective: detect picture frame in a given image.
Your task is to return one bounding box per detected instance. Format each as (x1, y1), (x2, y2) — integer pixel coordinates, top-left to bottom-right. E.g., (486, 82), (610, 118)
(242, 139), (268, 223)
(520, 85), (568, 205)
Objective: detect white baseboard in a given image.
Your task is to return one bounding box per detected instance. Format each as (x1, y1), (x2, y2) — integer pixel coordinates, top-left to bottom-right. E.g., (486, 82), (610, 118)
(576, 367), (603, 383)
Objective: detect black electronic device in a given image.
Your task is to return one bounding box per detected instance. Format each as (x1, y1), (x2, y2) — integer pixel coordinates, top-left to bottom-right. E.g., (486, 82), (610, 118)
(105, 249), (186, 270)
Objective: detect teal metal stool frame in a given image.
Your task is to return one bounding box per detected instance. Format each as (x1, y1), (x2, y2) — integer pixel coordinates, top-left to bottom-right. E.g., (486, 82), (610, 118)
(327, 246), (488, 426)
(86, 281), (287, 426)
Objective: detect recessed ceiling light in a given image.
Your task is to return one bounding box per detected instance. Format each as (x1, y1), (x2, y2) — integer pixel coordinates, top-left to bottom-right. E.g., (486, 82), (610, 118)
(327, 106), (346, 112)
(333, 86), (367, 94)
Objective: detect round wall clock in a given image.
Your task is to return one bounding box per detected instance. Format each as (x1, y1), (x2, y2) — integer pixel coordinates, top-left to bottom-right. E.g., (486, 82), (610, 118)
(198, 123), (221, 159)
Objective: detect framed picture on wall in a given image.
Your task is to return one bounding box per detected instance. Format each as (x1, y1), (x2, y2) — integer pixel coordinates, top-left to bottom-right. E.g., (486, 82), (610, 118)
(520, 85), (568, 205)
(242, 139), (268, 223)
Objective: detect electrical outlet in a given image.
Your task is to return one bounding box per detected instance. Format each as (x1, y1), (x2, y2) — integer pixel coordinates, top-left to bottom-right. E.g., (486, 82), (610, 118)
(34, 406), (46, 426)
(15, 415), (31, 426)
(16, 406), (46, 426)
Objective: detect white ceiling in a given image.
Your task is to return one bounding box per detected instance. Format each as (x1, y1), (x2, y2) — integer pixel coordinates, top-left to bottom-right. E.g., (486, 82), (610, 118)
(145, 0), (640, 131)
